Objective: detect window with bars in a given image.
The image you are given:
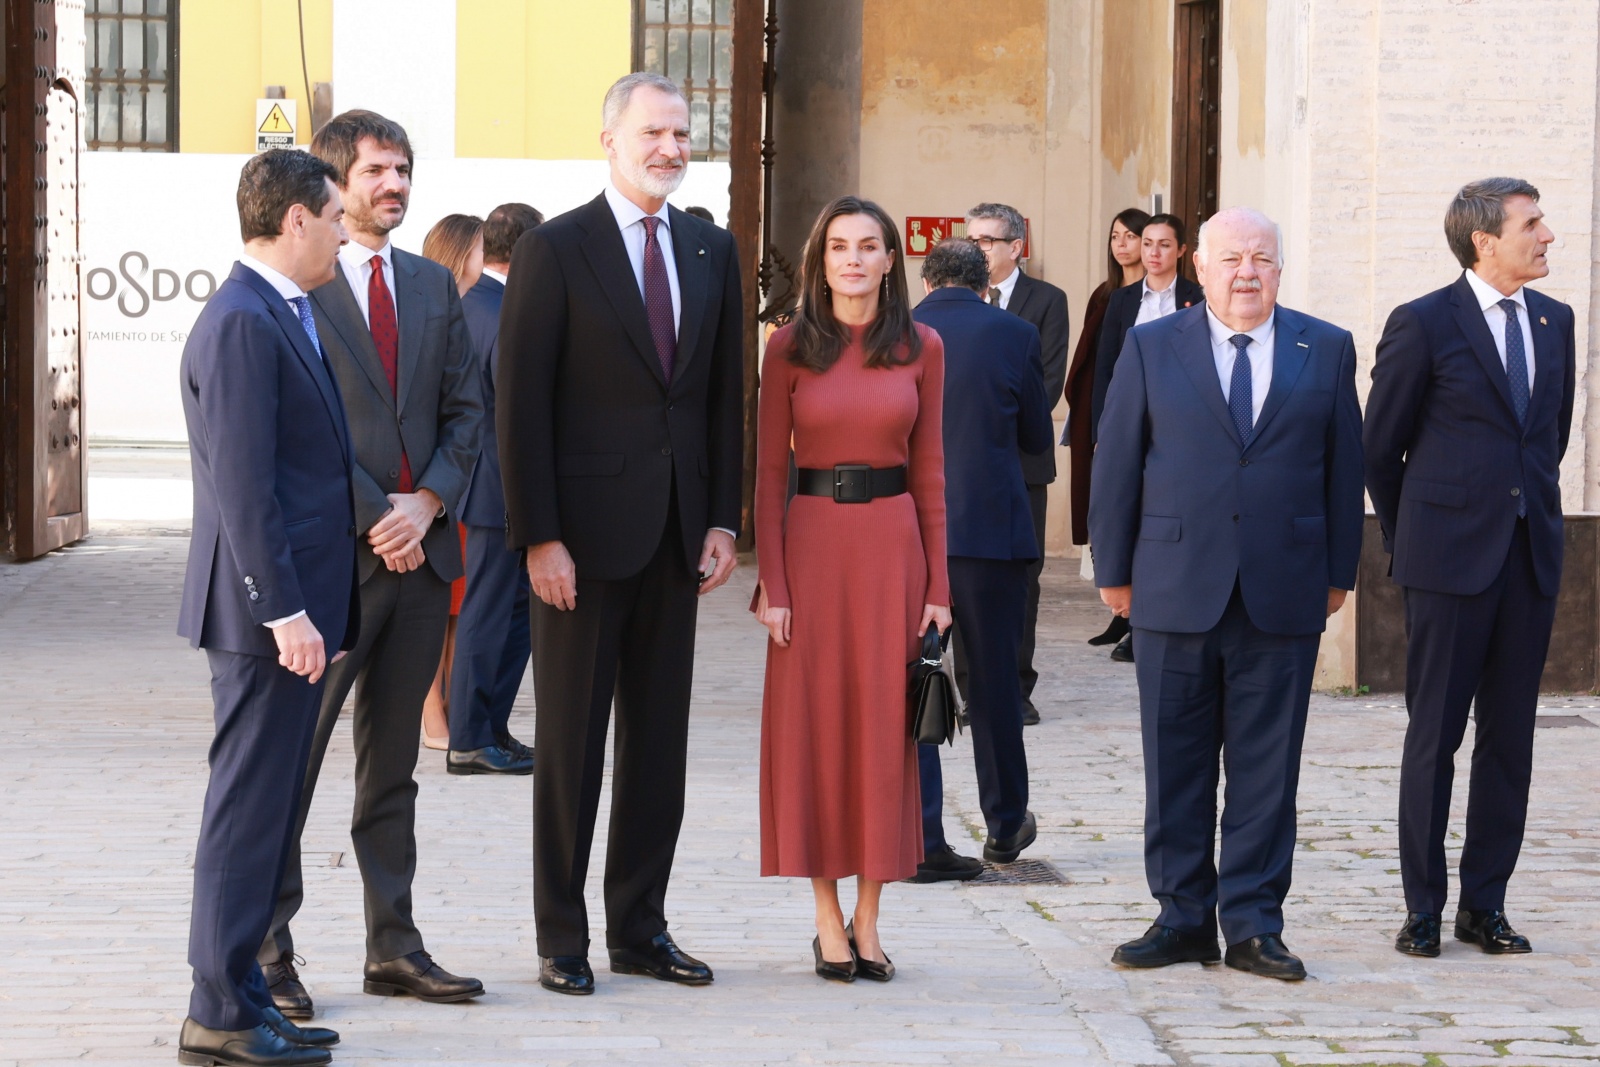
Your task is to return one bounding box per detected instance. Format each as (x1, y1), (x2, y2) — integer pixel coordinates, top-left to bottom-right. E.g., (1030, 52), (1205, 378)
(635, 0), (733, 161)
(85, 0), (179, 151)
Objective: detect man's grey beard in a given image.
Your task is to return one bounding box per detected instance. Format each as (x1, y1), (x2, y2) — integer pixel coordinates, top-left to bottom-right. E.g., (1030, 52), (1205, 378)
(621, 155), (686, 199)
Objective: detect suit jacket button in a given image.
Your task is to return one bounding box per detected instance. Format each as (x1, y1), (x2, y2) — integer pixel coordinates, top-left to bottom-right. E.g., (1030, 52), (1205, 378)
(1232, 514), (1240, 523)
(348, 526), (357, 536)
(1511, 487), (1521, 497)
(389, 469), (400, 479)
(249, 592), (260, 601)
(1239, 459), (1249, 467)
(244, 576), (255, 585)
(662, 446), (672, 456)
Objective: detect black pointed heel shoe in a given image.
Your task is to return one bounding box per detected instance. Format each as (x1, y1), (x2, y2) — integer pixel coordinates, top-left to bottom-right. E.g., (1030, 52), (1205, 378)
(845, 921), (895, 982)
(812, 936), (856, 982)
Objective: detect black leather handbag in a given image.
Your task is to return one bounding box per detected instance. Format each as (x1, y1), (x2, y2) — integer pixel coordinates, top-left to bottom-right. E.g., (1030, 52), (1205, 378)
(908, 628), (960, 746)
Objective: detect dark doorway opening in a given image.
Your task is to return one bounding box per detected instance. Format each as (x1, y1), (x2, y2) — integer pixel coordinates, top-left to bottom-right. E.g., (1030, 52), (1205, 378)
(1171, 0), (1220, 275)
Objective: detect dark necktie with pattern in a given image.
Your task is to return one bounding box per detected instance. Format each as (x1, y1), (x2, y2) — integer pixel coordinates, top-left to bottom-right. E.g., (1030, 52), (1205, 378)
(289, 296), (322, 356)
(988, 288), (1001, 307)
(368, 254), (412, 491)
(1499, 298), (1528, 516)
(1228, 333), (1254, 444)
(641, 217), (677, 381)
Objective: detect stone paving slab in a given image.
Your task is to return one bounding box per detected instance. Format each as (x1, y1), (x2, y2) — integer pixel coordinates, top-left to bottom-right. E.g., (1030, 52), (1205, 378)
(2, 467), (1599, 1065)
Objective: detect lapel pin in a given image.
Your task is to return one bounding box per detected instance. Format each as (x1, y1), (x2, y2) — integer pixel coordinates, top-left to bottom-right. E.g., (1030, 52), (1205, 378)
(1540, 315), (1548, 325)
(1296, 342), (1309, 349)
(698, 248), (706, 256)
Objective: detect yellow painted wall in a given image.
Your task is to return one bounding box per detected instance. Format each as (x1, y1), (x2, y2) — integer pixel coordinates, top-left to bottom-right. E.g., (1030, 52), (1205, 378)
(178, 0), (333, 153)
(456, 0), (632, 159)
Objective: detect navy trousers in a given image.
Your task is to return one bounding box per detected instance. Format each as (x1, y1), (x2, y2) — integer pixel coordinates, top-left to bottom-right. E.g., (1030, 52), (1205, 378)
(448, 523), (531, 751)
(1134, 586), (1320, 945)
(1398, 519), (1555, 915)
(920, 556), (1031, 849)
(189, 649), (324, 1030)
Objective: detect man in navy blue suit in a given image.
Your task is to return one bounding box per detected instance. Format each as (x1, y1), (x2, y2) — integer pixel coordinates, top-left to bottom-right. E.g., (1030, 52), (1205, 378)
(175, 149), (357, 1066)
(1365, 179), (1574, 960)
(1090, 207), (1364, 980)
(908, 239), (1053, 882)
(446, 202), (544, 772)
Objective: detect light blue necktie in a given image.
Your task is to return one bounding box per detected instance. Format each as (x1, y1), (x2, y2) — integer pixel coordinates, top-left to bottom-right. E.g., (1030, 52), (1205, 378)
(289, 296), (323, 358)
(1228, 333), (1254, 444)
(1499, 298), (1528, 516)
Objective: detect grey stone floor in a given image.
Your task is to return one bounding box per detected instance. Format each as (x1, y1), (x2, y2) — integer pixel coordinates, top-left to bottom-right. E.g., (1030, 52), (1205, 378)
(1, 453), (1598, 1066)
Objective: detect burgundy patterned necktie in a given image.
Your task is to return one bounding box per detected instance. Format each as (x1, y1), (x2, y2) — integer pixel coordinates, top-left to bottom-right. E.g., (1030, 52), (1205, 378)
(641, 217), (677, 381)
(368, 254), (412, 491)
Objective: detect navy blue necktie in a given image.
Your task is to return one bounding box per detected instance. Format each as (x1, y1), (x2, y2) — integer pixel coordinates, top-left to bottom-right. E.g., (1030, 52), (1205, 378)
(289, 296), (323, 358)
(1228, 333), (1254, 444)
(1499, 298), (1529, 425)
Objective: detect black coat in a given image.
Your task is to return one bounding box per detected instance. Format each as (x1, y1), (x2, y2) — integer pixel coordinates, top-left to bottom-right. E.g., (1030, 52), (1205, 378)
(1090, 275), (1204, 443)
(459, 274), (509, 528)
(496, 194), (745, 579)
(1004, 270), (1069, 485)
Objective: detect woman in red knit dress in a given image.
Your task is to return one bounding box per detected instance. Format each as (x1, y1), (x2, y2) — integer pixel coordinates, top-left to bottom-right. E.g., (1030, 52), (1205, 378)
(753, 197), (952, 983)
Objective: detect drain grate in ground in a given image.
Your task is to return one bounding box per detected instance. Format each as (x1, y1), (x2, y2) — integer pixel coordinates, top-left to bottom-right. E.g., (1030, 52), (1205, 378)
(1535, 715), (1597, 728)
(969, 858), (1069, 886)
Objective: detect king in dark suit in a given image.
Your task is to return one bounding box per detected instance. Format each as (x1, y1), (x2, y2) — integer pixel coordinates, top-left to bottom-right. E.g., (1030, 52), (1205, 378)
(497, 73), (744, 996)
(176, 149), (355, 1067)
(1365, 179), (1574, 959)
(1090, 207), (1364, 981)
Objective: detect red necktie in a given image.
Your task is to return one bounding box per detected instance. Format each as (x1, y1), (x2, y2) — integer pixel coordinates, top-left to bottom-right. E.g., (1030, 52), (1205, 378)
(368, 254), (412, 491)
(641, 217), (676, 381)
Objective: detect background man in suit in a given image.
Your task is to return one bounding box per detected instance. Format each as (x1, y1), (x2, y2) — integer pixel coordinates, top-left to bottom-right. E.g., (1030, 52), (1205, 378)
(1365, 179), (1574, 960)
(447, 202), (545, 772)
(176, 149), (354, 1066)
(261, 110), (486, 1018)
(1090, 212), (1204, 663)
(497, 72), (744, 997)
(964, 203), (1068, 725)
(1090, 207), (1364, 981)
(909, 239), (1053, 884)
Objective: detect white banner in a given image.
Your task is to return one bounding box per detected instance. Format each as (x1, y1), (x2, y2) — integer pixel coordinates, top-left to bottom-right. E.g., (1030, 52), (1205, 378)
(81, 153), (733, 442)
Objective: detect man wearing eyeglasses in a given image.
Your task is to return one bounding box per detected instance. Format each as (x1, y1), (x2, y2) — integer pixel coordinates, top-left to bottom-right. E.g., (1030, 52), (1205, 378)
(963, 203), (1069, 727)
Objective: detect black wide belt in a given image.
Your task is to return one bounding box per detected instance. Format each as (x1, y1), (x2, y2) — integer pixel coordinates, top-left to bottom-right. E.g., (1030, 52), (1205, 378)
(796, 464), (908, 503)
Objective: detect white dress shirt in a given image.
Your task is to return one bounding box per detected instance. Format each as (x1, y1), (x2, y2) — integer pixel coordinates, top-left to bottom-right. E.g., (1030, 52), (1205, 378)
(338, 239), (397, 327)
(238, 255), (315, 629)
(1134, 276), (1181, 326)
(1464, 268), (1535, 393)
(604, 180), (681, 333)
(990, 265), (1021, 310)
(1207, 306), (1275, 426)
(481, 266), (508, 287)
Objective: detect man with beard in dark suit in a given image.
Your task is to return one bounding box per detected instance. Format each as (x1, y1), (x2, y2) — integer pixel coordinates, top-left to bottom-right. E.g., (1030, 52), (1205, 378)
(497, 72), (744, 996)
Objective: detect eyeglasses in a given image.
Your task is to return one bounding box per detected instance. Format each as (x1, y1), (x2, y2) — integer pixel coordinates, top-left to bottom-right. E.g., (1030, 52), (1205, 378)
(967, 235), (1019, 251)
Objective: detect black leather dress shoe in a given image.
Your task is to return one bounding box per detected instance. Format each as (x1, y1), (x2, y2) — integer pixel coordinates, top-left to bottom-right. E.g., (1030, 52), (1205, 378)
(1110, 634), (1135, 662)
(495, 731), (533, 761)
(909, 844), (984, 883)
(177, 1019), (330, 1066)
(1022, 700), (1041, 726)
(1395, 911), (1441, 957)
(1224, 934), (1306, 980)
(446, 743), (533, 775)
(262, 953), (312, 1020)
(983, 810), (1037, 864)
(609, 932), (714, 985)
(1455, 908), (1532, 954)
(1088, 614), (1130, 646)
(539, 955), (595, 995)
(261, 1005), (338, 1049)
(363, 950), (485, 1002)
(1111, 924), (1221, 968)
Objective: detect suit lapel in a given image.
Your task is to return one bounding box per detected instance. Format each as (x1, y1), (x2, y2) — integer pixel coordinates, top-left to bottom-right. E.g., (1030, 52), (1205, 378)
(1247, 308), (1310, 448)
(669, 207), (708, 382)
(392, 248), (427, 412)
(312, 269), (394, 411)
(1525, 289), (1558, 422)
(578, 195), (668, 388)
(1007, 271), (1034, 318)
(1450, 274), (1518, 426)
(1169, 306), (1239, 440)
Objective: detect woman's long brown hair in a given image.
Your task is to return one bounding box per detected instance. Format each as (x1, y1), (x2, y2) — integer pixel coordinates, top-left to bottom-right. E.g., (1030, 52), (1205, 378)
(422, 213), (484, 290)
(787, 196), (921, 373)
(1105, 207), (1152, 291)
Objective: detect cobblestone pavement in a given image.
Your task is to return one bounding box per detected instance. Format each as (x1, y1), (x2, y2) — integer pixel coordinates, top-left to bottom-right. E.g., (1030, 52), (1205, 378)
(2, 455), (1598, 1066)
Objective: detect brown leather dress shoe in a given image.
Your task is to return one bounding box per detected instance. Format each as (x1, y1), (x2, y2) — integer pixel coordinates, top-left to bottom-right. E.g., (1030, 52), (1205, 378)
(362, 950), (485, 1002)
(261, 953), (312, 1020)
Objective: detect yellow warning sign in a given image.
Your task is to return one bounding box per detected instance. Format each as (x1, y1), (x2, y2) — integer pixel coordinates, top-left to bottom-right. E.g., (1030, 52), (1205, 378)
(258, 103), (293, 134)
(254, 98), (298, 153)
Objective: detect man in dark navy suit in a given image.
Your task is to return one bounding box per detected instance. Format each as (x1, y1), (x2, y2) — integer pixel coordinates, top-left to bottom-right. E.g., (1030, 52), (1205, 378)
(446, 202), (544, 771)
(1090, 207), (1364, 980)
(175, 149), (356, 1066)
(1366, 179), (1574, 960)
(908, 239), (1054, 883)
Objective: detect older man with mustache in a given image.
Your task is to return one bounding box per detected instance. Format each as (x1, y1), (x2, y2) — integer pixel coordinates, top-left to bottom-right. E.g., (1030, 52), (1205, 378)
(1089, 207), (1364, 980)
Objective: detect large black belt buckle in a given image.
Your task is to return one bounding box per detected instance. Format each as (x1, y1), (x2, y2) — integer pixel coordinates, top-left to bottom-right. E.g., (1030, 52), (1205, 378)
(833, 464), (871, 503)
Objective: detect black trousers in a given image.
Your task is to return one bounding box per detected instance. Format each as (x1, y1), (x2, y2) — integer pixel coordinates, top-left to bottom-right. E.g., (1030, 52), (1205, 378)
(190, 649), (324, 1030)
(955, 485), (1049, 710)
(1134, 586), (1320, 945)
(530, 504), (699, 958)
(920, 557), (1031, 849)
(262, 564), (450, 966)
(448, 523), (531, 751)
(1398, 519), (1554, 915)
